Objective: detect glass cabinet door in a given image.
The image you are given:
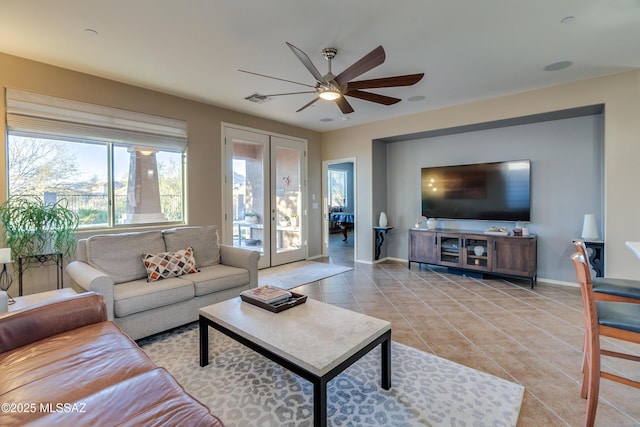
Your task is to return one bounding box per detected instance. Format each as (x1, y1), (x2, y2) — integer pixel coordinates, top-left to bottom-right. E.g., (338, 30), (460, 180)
(464, 237), (491, 270)
(438, 235), (462, 266)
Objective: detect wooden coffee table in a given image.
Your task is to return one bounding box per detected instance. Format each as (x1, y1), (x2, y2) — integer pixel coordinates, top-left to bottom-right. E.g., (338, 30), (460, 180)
(199, 297), (391, 427)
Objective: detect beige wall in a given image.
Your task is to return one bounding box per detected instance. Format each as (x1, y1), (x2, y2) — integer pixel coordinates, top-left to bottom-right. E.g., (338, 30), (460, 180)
(322, 71), (640, 279)
(0, 52), (322, 294)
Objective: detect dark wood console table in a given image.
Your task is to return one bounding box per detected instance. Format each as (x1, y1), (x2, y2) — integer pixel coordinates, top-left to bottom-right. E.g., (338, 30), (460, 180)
(573, 239), (604, 277)
(409, 228), (537, 288)
(373, 226), (393, 260)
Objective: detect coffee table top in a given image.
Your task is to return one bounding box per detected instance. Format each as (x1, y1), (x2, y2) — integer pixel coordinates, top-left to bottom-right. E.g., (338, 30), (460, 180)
(200, 297), (391, 377)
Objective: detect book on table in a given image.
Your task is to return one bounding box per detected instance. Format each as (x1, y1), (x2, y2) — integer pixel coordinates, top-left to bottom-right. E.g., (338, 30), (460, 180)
(241, 286), (292, 305)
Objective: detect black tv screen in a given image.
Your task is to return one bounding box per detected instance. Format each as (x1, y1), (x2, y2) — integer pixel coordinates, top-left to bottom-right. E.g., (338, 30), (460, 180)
(421, 160), (531, 221)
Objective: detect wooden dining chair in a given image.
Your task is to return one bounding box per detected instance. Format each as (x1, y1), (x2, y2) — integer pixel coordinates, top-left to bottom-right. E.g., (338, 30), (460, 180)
(573, 240), (640, 304)
(571, 251), (640, 427)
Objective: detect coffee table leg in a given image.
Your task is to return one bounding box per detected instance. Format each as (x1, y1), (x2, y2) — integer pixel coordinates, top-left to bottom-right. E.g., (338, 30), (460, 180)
(199, 316), (209, 367)
(381, 336), (391, 389)
(313, 378), (327, 427)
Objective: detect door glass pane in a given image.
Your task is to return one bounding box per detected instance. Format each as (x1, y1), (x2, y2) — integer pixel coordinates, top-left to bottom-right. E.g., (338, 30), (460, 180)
(275, 146), (301, 253)
(233, 141), (265, 254)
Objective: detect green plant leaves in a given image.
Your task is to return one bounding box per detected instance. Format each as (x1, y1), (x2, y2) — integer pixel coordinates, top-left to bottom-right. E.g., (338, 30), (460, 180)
(0, 196), (79, 261)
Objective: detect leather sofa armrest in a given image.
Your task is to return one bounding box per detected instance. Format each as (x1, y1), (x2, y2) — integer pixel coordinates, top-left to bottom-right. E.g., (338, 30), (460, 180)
(219, 245), (260, 287)
(66, 261), (115, 320)
(0, 292), (107, 354)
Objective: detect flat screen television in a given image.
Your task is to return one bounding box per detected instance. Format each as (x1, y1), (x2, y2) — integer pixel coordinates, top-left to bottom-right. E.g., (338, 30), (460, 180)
(421, 160), (531, 221)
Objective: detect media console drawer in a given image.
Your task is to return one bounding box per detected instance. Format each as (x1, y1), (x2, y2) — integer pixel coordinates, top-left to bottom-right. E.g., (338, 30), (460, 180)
(408, 228), (537, 288)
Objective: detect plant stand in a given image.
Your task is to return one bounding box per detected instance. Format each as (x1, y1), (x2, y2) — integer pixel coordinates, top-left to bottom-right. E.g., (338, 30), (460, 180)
(18, 253), (63, 296)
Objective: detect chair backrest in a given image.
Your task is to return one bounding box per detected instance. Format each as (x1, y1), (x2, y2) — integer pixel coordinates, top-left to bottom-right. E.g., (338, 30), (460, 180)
(573, 240), (594, 273)
(571, 252), (600, 350)
(572, 251), (592, 286)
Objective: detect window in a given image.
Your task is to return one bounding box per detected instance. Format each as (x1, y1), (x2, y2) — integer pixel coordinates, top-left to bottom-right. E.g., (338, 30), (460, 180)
(329, 169), (348, 208)
(6, 89), (186, 228)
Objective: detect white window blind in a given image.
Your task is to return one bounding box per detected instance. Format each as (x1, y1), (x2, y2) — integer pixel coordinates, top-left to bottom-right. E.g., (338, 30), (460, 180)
(5, 88), (187, 150)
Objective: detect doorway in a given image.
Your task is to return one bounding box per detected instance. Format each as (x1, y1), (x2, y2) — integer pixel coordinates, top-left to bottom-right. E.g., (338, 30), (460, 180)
(223, 125), (307, 268)
(323, 159), (356, 263)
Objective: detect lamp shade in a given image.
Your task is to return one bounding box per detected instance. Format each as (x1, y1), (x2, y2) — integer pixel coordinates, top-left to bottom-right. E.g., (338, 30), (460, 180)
(581, 214), (599, 240)
(0, 248), (10, 264)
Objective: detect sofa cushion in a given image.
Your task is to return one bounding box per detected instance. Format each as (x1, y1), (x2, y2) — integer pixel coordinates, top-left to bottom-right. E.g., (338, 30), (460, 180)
(86, 231), (166, 284)
(142, 247), (199, 282)
(28, 368), (222, 427)
(113, 277), (195, 317)
(182, 264), (250, 297)
(0, 322), (156, 425)
(163, 225), (220, 267)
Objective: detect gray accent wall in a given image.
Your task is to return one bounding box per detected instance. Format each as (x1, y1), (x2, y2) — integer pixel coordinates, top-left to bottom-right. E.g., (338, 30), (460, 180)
(384, 114), (603, 282)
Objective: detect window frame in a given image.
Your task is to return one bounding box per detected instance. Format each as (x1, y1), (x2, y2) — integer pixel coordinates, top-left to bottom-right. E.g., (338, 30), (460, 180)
(5, 89), (188, 230)
(329, 169), (348, 208)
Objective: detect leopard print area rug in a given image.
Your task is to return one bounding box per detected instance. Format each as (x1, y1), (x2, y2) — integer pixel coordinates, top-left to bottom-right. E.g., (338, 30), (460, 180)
(139, 323), (524, 427)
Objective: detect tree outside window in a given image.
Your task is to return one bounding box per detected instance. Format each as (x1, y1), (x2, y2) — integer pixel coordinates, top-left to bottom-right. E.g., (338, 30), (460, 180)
(7, 134), (184, 228)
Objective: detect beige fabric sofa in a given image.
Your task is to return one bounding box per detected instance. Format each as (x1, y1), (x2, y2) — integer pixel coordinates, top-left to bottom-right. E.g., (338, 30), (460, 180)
(66, 225), (259, 340)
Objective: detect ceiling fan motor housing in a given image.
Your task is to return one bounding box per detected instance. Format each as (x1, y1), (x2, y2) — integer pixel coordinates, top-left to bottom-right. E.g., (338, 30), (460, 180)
(321, 47), (337, 61)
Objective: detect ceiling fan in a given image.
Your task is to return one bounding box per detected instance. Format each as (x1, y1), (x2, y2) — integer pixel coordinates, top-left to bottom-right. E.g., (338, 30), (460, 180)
(240, 42), (424, 114)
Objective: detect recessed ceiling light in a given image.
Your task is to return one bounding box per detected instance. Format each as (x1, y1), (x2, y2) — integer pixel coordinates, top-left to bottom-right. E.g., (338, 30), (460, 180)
(320, 118), (333, 122)
(84, 28), (99, 36)
(561, 16), (575, 24)
(543, 61), (573, 71)
(408, 95), (426, 102)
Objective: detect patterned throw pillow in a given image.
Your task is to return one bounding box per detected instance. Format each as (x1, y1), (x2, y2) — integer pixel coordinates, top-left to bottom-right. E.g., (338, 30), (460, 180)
(142, 247), (199, 282)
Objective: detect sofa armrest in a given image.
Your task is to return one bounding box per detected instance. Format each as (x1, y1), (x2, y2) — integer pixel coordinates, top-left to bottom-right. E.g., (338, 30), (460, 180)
(66, 261), (116, 320)
(219, 245), (260, 287)
(0, 292), (107, 354)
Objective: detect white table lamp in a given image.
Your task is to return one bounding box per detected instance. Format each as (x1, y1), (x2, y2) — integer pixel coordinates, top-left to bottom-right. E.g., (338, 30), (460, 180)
(581, 214), (599, 240)
(0, 248), (13, 304)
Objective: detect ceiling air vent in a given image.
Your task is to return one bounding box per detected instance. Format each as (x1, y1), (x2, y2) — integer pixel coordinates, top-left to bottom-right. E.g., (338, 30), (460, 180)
(244, 93), (272, 104)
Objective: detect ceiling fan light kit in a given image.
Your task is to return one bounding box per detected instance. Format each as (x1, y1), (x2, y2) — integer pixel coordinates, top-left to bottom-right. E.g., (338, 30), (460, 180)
(318, 84), (341, 100)
(240, 42), (425, 114)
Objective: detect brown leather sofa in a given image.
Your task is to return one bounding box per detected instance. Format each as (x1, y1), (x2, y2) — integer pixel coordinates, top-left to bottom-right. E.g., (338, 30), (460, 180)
(0, 292), (224, 426)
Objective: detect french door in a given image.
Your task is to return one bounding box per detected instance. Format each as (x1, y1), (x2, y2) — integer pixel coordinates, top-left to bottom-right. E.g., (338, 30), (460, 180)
(223, 125), (307, 268)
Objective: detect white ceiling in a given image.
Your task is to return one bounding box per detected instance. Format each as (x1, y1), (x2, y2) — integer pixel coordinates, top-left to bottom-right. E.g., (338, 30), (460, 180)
(1, 0), (639, 132)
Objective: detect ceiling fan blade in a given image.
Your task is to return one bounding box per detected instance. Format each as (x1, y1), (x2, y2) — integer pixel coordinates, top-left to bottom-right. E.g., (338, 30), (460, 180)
(286, 42), (326, 83)
(238, 69), (316, 88)
(334, 45), (386, 86)
(263, 91), (316, 97)
(347, 73), (424, 90)
(335, 96), (355, 114)
(296, 97), (320, 112)
(345, 90), (401, 105)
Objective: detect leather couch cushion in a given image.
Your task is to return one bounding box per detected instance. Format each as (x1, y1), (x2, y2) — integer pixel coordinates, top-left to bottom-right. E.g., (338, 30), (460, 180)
(114, 277), (195, 317)
(185, 264), (250, 297)
(163, 225), (220, 267)
(28, 368), (223, 427)
(86, 231), (166, 284)
(0, 322), (156, 425)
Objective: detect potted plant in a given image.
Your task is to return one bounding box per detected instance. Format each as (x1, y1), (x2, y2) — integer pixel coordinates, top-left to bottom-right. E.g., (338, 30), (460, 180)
(0, 196), (79, 263)
(290, 213), (299, 227)
(279, 215), (290, 227)
(244, 212), (259, 224)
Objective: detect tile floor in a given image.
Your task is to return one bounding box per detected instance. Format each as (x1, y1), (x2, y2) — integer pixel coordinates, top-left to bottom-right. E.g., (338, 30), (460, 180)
(290, 234), (640, 426)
